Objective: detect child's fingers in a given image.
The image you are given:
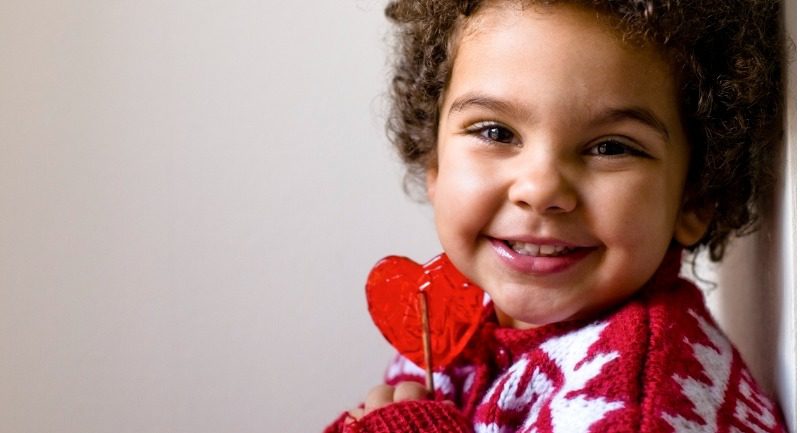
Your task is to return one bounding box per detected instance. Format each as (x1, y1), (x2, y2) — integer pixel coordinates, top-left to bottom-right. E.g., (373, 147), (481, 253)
(345, 408), (364, 425)
(363, 384), (394, 413)
(393, 381), (429, 402)
(358, 381), (435, 419)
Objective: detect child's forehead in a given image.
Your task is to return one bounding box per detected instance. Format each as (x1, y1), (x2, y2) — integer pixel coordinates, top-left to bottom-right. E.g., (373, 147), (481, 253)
(456, 1), (651, 54)
(446, 1), (680, 110)
(450, 2), (674, 89)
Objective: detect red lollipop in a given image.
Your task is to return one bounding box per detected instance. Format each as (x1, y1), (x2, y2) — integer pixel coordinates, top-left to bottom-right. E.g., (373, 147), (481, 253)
(365, 254), (486, 391)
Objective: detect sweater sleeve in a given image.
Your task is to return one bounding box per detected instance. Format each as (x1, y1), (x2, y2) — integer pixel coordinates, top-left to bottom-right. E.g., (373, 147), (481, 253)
(323, 400), (473, 433)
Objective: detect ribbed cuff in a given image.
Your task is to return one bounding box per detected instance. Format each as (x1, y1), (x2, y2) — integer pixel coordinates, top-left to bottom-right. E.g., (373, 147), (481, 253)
(351, 400), (471, 433)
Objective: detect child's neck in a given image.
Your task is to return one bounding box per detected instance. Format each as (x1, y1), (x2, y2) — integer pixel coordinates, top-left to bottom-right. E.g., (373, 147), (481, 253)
(495, 307), (540, 330)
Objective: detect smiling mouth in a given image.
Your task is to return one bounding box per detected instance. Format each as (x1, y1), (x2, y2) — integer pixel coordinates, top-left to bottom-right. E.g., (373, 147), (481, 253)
(503, 240), (578, 257)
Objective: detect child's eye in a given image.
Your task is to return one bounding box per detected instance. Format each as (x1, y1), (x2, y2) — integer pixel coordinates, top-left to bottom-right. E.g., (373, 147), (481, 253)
(465, 122), (518, 145)
(586, 139), (650, 158)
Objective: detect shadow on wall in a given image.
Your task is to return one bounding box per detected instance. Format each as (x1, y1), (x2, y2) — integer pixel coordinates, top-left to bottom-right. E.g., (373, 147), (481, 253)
(714, 84), (795, 427)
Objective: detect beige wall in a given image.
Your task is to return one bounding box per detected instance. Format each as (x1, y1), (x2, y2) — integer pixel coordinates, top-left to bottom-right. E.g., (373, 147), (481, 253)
(0, 2), (795, 433)
(0, 2), (440, 432)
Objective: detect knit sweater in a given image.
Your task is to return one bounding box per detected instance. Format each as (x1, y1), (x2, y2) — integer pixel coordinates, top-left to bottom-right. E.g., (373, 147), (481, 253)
(325, 253), (786, 433)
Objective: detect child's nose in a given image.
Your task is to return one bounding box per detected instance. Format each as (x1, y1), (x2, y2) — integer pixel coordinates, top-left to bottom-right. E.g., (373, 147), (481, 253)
(507, 155), (577, 214)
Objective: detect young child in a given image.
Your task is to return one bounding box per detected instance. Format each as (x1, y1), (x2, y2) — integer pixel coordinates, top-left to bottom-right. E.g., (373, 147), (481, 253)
(327, 0), (786, 431)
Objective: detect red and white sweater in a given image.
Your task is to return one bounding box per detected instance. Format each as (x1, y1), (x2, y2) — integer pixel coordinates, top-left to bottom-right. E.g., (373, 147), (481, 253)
(325, 253), (786, 433)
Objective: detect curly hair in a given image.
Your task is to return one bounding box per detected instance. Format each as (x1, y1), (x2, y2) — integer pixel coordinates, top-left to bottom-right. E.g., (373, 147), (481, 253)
(383, 0), (784, 261)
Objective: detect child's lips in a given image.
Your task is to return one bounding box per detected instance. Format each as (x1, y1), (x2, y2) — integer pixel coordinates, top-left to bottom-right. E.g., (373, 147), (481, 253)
(488, 237), (596, 275)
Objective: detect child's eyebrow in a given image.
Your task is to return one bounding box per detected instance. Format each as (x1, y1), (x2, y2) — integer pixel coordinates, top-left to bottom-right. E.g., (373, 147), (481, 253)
(591, 107), (671, 142)
(448, 93), (671, 143)
(448, 94), (527, 120)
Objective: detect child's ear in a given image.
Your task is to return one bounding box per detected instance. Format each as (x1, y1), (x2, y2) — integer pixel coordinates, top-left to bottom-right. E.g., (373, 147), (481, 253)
(425, 166), (438, 202)
(674, 203), (713, 247)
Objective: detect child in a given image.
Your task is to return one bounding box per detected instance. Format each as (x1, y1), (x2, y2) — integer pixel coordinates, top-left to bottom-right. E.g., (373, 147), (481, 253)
(327, 0), (786, 431)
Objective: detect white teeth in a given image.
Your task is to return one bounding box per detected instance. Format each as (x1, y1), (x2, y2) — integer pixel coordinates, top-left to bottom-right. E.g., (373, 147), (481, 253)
(508, 241), (572, 257)
(516, 242), (539, 255)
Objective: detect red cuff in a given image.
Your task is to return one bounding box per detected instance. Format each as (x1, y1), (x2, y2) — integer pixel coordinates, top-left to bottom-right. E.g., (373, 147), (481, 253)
(346, 400), (471, 433)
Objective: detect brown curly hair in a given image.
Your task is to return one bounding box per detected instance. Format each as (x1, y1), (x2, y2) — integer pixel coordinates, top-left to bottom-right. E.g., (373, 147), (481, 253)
(383, 0), (784, 261)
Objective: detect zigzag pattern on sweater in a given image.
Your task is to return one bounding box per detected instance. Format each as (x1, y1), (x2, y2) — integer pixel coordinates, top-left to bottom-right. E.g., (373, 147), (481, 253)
(380, 284), (784, 432)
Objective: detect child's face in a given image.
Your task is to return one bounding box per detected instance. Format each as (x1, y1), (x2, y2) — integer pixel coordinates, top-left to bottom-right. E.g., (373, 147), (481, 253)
(427, 3), (708, 328)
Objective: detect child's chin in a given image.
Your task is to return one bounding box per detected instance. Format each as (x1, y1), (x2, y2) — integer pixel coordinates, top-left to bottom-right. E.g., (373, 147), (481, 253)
(495, 304), (576, 329)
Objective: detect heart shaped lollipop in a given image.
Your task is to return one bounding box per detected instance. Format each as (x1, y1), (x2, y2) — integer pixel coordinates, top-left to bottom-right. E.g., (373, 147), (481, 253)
(365, 254), (486, 379)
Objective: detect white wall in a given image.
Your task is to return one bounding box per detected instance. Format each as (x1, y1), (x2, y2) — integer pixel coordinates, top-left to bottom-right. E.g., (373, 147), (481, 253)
(0, 2), (440, 432)
(0, 2), (795, 433)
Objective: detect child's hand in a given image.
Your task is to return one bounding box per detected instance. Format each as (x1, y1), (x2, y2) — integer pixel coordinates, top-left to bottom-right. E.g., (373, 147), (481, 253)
(346, 381), (430, 422)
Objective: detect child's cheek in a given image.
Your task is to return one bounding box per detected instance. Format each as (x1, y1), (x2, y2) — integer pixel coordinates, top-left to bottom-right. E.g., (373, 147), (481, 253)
(589, 168), (679, 249)
(437, 164), (495, 230)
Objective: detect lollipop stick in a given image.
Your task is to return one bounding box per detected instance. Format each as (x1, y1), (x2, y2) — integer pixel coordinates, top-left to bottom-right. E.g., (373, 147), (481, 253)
(418, 291), (434, 393)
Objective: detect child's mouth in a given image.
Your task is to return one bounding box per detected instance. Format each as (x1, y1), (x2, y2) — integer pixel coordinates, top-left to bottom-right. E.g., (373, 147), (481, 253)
(491, 238), (594, 275)
(503, 240), (577, 257)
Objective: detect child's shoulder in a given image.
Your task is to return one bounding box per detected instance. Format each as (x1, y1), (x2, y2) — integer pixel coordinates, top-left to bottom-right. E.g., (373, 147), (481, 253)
(638, 277), (785, 431)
